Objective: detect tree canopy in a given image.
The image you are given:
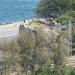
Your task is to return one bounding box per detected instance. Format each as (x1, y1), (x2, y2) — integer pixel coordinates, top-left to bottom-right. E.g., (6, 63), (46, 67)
(36, 0), (75, 18)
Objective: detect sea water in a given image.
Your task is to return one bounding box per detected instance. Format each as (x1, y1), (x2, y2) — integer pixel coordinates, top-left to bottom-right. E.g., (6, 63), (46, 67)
(0, 0), (38, 23)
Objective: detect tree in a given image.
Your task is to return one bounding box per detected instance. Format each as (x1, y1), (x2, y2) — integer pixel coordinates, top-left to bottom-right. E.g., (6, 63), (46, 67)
(53, 32), (70, 75)
(36, 0), (75, 18)
(17, 27), (57, 75)
(17, 29), (35, 74)
(4, 40), (21, 75)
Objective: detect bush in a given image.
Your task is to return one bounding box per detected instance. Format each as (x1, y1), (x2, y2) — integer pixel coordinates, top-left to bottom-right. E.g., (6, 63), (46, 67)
(33, 68), (54, 75)
(69, 68), (75, 75)
(33, 67), (71, 75)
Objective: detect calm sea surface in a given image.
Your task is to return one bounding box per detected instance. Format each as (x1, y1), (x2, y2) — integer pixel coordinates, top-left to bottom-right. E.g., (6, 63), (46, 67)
(0, 0), (38, 23)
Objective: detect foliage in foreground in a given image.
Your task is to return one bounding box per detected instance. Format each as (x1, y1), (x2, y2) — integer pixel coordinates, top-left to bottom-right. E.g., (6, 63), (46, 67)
(0, 27), (70, 75)
(33, 67), (75, 75)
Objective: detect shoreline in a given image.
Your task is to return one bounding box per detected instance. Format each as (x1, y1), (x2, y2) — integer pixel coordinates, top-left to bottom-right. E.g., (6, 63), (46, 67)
(0, 19), (31, 39)
(0, 18), (39, 39)
(0, 19), (27, 25)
